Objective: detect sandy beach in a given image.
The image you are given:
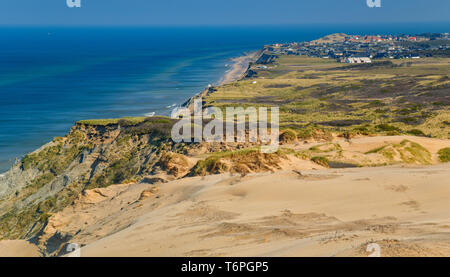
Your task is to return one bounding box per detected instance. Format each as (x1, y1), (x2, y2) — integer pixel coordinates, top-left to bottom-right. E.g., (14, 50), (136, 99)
(220, 51), (260, 85)
(182, 51), (260, 109)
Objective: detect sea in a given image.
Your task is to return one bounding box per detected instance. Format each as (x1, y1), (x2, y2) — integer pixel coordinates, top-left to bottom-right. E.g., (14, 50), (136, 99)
(0, 23), (449, 172)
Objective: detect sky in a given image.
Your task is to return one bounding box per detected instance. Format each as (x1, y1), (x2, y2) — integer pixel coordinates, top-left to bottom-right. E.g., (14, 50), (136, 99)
(1, 0), (449, 26)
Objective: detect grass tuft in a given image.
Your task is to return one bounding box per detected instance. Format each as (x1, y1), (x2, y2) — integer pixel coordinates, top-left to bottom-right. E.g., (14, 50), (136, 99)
(438, 148), (450, 162)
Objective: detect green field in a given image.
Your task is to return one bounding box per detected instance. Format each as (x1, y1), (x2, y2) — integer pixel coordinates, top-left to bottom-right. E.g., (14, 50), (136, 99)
(204, 55), (450, 139)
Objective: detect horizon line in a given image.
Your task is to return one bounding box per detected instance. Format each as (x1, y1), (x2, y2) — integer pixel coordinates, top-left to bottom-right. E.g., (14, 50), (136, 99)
(1, 21), (450, 28)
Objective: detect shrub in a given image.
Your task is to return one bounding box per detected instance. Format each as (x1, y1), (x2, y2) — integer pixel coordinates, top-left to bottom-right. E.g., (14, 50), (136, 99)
(311, 156), (330, 168)
(407, 129), (426, 137)
(124, 117), (175, 138)
(375, 124), (401, 132)
(297, 126), (333, 141)
(279, 129), (297, 143)
(438, 148), (450, 162)
(367, 100), (384, 107)
(191, 156), (227, 176)
(353, 126), (371, 136)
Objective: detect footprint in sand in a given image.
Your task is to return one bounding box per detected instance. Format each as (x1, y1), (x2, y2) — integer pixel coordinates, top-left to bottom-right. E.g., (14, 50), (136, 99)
(385, 185), (409, 192)
(400, 200), (420, 210)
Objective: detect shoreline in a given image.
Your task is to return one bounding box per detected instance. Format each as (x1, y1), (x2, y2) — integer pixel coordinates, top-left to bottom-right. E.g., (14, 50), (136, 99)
(219, 50), (260, 85)
(182, 50), (262, 109)
(0, 49), (262, 174)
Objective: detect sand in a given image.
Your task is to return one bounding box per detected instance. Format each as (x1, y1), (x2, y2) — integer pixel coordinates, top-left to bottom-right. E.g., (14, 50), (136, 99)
(76, 163), (450, 257)
(0, 240), (40, 257)
(1, 135), (449, 257)
(220, 52), (259, 85)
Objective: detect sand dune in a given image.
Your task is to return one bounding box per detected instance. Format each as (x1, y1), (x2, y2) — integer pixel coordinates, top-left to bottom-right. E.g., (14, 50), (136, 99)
(0, 240), (40, 257)
(1, 135), (449, 257)
(71, 162), (449, 257)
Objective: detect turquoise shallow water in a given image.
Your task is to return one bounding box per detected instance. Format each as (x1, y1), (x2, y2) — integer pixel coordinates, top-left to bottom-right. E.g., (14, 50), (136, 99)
(0, 24), (448, 172)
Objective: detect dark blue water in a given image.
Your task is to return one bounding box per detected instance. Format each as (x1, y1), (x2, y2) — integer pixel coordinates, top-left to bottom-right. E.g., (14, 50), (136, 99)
(0, 23), (449, 172)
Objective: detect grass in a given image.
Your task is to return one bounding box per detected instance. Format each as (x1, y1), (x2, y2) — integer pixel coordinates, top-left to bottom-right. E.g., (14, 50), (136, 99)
(191, 156), (227, 176)
(365, 140), (432, 165)
(375, 124), (402, 133)
(279, 129), (297, 143)
(407, 129), (427, 137)
(309, 143), (342, 153)
(191, 148), (283, 176)
(311, 156), (330, 168)
(438, 148), (450, 162)
(202, 54), (449, 139)
(77, 116), (148, 126)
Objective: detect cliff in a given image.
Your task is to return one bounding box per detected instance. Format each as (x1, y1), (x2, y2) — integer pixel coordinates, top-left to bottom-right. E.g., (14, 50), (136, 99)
(0, 117), (179, 242)
(0, 115), (289, 255)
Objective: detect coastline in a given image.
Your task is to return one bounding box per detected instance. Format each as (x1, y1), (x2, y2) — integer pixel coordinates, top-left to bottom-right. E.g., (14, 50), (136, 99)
(182, 50), (262, 109)
(1, 33), (450, 257)
(0, 50), (261, 175)
(219, 50), (260, 85)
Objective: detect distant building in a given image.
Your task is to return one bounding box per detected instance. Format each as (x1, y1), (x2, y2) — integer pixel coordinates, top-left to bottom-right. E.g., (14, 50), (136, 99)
(345, 57), (372, 64)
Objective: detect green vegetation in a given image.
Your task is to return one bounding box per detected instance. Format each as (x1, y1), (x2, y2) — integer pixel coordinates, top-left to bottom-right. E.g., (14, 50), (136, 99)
(279, 129), (297, 143)
(21, 142), (89, 175)
(203, 54), (449, 139)
(309, 143), (342, 153)
(438, 148), (450, 162)
(365, 140), (432, 165)
(1, 116), (180, 240)
(191, 156), (227, 176)
(77, 116), (147, 126)
(123, 117), (175, 137)
(311, 156), (330, 168)
(296, 125), (333, 141)
(89, 155), (140, 188)
(375, 124), (401, 133)
(191, 148), (282, 176)
(407, 129), (427, 137)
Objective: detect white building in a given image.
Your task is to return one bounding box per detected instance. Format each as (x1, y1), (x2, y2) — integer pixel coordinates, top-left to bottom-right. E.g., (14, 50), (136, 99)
(345, 57), (372, 64)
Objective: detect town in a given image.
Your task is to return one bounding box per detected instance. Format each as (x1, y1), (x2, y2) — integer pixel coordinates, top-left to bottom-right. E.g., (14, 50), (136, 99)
(263, 32), (450, 63)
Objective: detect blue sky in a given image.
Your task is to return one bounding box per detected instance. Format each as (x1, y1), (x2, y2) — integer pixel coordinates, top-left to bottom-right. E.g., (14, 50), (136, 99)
(1, 0), (449, 26)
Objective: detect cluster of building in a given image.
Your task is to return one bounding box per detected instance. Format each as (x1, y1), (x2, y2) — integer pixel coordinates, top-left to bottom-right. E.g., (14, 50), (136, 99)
(265, 33), (450, 63)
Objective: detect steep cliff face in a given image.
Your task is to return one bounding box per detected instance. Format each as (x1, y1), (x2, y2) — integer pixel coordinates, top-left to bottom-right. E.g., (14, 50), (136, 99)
(0, 117), (178, 241)
(0, 114), (285, 245)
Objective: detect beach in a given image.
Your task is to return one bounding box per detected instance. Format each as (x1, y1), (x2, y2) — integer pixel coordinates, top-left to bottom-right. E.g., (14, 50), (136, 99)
(220, 51), (260, 85)
(181, 51), (260, 109)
